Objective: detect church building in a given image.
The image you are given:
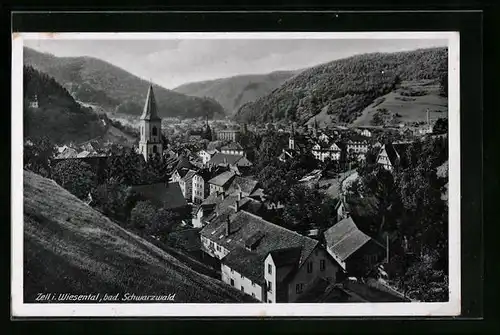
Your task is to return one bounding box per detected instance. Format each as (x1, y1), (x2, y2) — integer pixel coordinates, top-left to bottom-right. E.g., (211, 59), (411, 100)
(139, 85), (163, 162)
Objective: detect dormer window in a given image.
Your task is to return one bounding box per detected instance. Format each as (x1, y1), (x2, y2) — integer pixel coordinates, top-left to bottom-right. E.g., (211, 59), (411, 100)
(268, 263), (272, 275)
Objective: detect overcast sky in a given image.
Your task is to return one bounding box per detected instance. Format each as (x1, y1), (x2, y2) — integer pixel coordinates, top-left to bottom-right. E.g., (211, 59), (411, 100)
(24, 38), (447, 89)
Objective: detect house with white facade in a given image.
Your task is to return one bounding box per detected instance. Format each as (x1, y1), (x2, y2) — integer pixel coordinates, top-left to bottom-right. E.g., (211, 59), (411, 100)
(179, 169), (197, 201)
(345, 135), (370, 160)
(198, 149), (219, 165)
(200, 210), (340, 303)
(311, 141), (344, 162)
(376, 142), (411, 171)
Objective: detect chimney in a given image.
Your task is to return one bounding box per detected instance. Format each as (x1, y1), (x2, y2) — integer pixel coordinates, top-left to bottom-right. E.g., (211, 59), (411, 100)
(225, 216), (231, 236)
(237, 191), (242, 201)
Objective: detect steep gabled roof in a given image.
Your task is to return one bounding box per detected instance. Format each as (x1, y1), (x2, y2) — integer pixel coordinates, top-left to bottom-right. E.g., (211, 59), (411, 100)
(174, 167), (190, 179)
(208, 171), (236, 187)
(141, 85), (161, 121)
(221, 248), (266, 285)
(269, 247), (303, 267)
(208, 153), (253, 167)
(176, 155), (195, 171)
(202, 211), (319, 284)
(324, 217), (372, 262)
(221, 142), (244, 151)
(227, 176), (259, 196)
(181, 169), (197, 182)
(378, 142), (411, 167)
(130, 182), (188, 210)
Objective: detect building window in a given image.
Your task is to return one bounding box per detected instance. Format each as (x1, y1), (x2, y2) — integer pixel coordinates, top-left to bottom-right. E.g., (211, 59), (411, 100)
(320, 260), (326, 271)
(230, 279), (234, 286)
(268, 263), (272, 274)
(267, 280), (272, 292)
(307, 261), (313, 273)
(152, 126), (158, 136)
(296, 283), (304, 294)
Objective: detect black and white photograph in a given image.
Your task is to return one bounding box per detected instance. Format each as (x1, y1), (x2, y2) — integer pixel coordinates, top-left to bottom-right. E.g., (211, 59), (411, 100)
(12, 31), (460, 317)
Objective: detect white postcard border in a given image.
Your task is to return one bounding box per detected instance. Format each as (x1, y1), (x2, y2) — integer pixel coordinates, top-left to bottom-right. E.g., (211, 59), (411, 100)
(11, 31), (460, 317)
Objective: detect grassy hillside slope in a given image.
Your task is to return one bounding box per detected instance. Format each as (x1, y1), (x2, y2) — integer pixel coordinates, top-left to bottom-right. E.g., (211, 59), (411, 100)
(24, 47), (226, 119)
(23, 170), (254, 303)
(351, 80), (448, 126)
(235, 47), (448, 126)
(174, 70), (299, 115)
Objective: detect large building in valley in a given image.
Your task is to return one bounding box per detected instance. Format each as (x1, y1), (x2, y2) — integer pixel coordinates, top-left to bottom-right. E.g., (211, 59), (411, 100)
(216, 129), (241, 142)
(200, 210), (340, 303)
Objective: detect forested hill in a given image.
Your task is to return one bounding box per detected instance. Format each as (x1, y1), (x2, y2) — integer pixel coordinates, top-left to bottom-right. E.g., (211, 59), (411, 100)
(234, 47), (448, 126)
(173, 70), (299, 115)
(23, 65), (107, 144)
(23, 47), (226, 119)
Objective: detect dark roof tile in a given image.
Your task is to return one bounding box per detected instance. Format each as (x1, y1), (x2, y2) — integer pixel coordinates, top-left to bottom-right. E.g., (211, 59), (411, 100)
(324, 217), (371, 261)
(130, 182), (188, 210)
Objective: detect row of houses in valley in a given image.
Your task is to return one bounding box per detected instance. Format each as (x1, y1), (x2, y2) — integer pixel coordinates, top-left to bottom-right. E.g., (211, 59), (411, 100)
(279, 125), (376, 163)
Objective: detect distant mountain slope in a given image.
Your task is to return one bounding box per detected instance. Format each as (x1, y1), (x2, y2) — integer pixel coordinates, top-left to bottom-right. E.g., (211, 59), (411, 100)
(23, 65), (107, 144)
(23, 170), (254, 303)
(24, 47), (226, 119)
(173, 70), (299, 114)
(235, 47), (448, 126)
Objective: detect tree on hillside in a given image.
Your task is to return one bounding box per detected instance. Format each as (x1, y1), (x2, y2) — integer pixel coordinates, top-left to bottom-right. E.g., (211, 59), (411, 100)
(402, 249), (449, 302)
(282, 185), (336, 233)
(130, 200), (157, 233)
(129, 200), (181, 237)
(257, 162), (290, 205)
(91, 178), (132, 222)
(23, 136), (57, 178)
(255, 131), (287, 166)
(103, 148), (144, 185)
(148, 208), (180, 237)
(432, 118), (448, 135)
(52, 159), (96, 200)
(439, 72), (448, 97)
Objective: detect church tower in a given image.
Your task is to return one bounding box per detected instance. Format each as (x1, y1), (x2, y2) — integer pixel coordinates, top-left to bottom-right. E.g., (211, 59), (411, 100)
(139, 84), (163, 162)
(289, 123), (296, 150)
(313, 117), (319, 138)
(203, 113), (212, 141)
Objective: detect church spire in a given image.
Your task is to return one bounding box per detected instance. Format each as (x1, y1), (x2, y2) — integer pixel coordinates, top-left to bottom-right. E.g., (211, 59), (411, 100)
(141, 84), (161, 121)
